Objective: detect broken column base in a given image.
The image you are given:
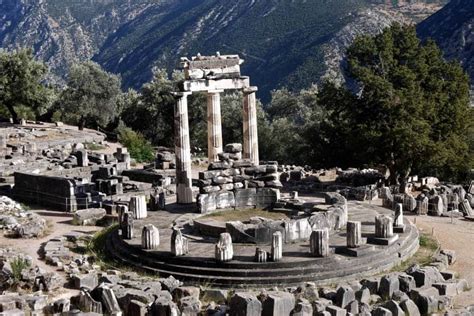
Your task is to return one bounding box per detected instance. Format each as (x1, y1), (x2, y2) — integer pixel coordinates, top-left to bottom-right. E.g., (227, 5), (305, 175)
(335, 244), (374, 257)
(367, 234), (399, 246)
(393, 225), (406, 234)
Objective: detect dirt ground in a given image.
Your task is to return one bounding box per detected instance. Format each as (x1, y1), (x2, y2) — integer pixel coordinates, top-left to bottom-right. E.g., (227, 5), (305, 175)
(0, 209), (101, 300)
(408, 214), (474, 307)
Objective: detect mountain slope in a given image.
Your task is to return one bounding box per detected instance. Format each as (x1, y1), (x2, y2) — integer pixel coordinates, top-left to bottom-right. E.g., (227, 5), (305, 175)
(0, 0), (160, 84)
(0, 0), (445, 99)
(417, 0), (474, 104)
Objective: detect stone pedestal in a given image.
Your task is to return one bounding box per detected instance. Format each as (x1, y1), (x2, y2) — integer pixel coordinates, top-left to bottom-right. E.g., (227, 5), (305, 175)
(243, 87), (259, 165)
(129, 195), (147, 219)
(310, 229), (329, 257)
(347, 221), (362, 248)
(394, 203), (405, 233)
(271, 231), (283, 262)
(171, 228), (188, 256)
(121, 212), (133, 240)
(207, 90), (224, 163)
(215, 233), (234, 262)
(368, 215), (399, 245)
(174, 92), (193, 204)
(141, 224), (160, 250)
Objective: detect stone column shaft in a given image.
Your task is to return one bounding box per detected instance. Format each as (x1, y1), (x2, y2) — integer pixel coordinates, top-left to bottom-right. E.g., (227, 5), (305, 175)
(207, 90), (224, 163)
(271, 231), (283, 262)
(347, 221), (362, 248)
(243, 87), (259, 165)
(310, 228), (329, 257)
(174, 92), (193, 204)
(375, 215), (393, 238)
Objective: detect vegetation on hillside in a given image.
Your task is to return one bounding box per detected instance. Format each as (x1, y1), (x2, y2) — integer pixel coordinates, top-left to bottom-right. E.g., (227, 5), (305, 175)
(0, 24), (471, 183)
(0, 49), (54, 123)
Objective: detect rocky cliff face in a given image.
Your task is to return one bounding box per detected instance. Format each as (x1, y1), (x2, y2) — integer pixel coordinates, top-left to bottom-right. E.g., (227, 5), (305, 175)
(0, 0), (445, 97)
(418, 0), (474, 105)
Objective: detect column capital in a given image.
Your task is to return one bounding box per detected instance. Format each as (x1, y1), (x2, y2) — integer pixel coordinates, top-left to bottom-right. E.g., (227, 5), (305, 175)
(243, 86), (258, 94)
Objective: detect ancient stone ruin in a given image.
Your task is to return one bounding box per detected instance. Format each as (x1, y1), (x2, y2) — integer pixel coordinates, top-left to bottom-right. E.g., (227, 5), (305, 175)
(0, 56), (473, 316)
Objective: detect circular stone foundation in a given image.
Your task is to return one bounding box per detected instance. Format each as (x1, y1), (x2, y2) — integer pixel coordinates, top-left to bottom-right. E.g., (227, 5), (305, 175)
(106, 201), (419, 288)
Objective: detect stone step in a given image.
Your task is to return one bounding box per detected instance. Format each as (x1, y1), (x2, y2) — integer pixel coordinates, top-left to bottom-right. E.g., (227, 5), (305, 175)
(106, 224), (419, 287)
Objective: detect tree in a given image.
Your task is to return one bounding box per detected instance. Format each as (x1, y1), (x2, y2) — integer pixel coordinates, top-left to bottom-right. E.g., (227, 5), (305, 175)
(59, 61), (122, 129)
(316, 24), (473, 183)
(0, 49), (53, 123)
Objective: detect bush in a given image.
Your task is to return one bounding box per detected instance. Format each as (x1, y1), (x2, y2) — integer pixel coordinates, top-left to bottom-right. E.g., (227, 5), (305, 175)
(10, 257), (30, 282)
(118, 126), (155, 163)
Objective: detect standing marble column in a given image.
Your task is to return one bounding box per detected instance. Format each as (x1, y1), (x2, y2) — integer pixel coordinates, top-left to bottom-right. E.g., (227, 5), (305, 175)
(394, 203), (404, 227)
(347, 221), (362, 248)
(207, 90), (224, 163)
(242, 87), (259, 165)
(173, 92), (193, 204)
(271, 231), (283, 262)
(310, 228), (329, 257)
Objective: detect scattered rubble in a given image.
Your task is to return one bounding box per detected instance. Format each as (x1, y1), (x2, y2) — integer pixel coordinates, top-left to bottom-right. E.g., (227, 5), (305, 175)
(0, 196), (47, 238)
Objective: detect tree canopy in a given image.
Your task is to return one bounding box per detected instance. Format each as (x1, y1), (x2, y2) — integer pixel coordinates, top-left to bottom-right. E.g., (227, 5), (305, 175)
(0, 49), (53, 123)
(59, 61), (122, 129)
(314, 24), (473, 183)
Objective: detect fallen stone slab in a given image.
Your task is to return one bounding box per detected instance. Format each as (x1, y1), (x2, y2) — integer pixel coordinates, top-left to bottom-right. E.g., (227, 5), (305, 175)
(73, 208), (106, 226)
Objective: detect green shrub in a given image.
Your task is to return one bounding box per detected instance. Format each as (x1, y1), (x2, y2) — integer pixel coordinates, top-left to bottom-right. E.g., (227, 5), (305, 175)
(118, 126), (155, 163)
(10, 257), (30, 282)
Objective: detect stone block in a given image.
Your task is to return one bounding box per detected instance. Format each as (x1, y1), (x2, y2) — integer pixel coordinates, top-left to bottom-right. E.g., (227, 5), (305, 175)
(440, 249), (456, 265)
(178, 296), (201, 315)
(260, 291), (295, 316)
(379, 275), (400, 300)
(151, 295), (180, 316)
(216, 191), (235, 209)
(326, 305), (346, 316)
(407, 266), (444, 287)
(399, 299), (420, 316)
(292, 298), (313, 316)
(197, 193), (217, 214)
(335, 285), (355, 308)
(432, 282), (457, 297)
(361, 278), (380, 295)
(72, 272), (98, 290)
(356, 288), (371, 304)
(383, 300), (405, 316)
(234, 188), (257, 208)
(409, 287), (439, 315)
(173, 286), (200, 302)
(372, 307), (393, 316)
(398, 274), (416, 293)
(90, 284), (122, 315)
(229, 293), (262, 316)
(200, 289), (228, 304)
(73, 208), (106, 226)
